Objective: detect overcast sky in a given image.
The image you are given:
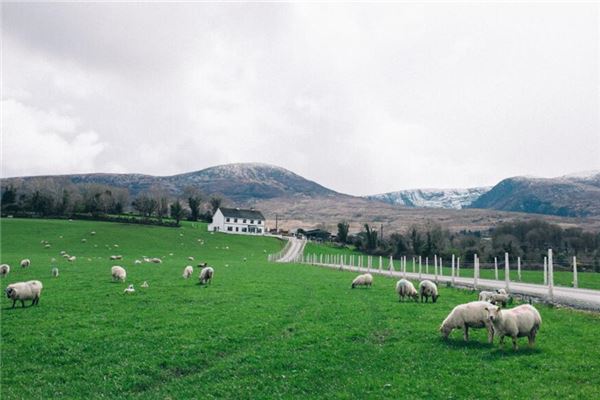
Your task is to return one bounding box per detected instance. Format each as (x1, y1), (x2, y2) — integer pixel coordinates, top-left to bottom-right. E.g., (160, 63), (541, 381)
(2, 2), (599, 195)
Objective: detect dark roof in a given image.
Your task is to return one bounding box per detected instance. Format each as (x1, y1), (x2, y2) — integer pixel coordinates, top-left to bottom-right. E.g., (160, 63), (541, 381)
(219, 207), (265, 220)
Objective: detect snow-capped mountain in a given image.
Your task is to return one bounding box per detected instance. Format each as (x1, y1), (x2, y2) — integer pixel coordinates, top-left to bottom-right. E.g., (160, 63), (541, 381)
(366, 187), (491, 209)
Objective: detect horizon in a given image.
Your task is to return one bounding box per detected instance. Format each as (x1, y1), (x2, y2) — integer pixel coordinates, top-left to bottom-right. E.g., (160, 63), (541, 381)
(2, 3), (599, 196)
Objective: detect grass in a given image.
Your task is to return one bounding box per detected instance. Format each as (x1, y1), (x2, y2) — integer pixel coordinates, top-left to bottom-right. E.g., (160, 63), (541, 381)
(1, 219), (600, 399)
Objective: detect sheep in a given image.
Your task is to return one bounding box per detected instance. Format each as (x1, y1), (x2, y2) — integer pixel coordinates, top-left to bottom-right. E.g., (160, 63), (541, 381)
(485, 304), (542, 350)
(479, 291), (509, 307)
(123, 284), (135, 294)
(141, 281), (149, 288)
(440, 301), (495, 343)
(44, 244), (51, 248)
(351, 273), (373, 289)
(91, 231), (96, 235)
(110, 255), (123, 260)
(62, 254), (71, 259)
(496, 288), (507, 295)
(199, 266), (214, 285)
(188, 256), (194, 261)
(134, 259), (142, 265)
(395, 279), (418, 302)
(60, 251), (67, 255)
(150, 258), (162, 264)
(419, 280), (439, 303)
(183, 266), (194, 279)
(5, 280), (43, 308)
(20, 259), (31, 268)
(111, 266), (127, 282)
(0, 264), (10, 277)
(81, 238), (87, 243)
(51, 267), (59, 277)
(67, 256), (76, 262)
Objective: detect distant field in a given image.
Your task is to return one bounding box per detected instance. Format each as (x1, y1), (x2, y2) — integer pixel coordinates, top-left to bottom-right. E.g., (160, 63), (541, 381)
(1, 219), (599, 399)
(303, 243), (600, 290)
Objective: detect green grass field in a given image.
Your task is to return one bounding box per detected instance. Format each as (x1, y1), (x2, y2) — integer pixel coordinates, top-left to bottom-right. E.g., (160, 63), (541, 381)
(302, 244), (600, 290)
(1, 219), (600, 399)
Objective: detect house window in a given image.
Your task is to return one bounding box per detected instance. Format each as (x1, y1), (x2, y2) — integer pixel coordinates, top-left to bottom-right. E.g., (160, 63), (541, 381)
(243, 219), (247, 223)
(226, 218), (230, 222)
(250, 220), (254, 224)
(227, 226), (233, 232)
(235, 227), (239, 232)
(258, 220), (261, 224)
(258, 228), (262, 233)
(234, 218), (238, 223)
(242, 227), (247, 233)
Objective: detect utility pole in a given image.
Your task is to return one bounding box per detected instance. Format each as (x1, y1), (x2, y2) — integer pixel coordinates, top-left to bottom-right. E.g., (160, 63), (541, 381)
(380, 224), (383, 242)
(275, 214), (278, 232)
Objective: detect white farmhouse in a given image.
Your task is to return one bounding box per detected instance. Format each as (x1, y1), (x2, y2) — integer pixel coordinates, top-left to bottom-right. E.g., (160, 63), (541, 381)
(208, 207), (266, 235)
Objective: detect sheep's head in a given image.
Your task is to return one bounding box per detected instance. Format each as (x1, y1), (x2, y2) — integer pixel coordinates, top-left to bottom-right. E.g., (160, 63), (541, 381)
(5, 287), (14, 298)
(485, 305), (501, 322)
(439, 323), (452, 338)
(432, 294), (439, 303)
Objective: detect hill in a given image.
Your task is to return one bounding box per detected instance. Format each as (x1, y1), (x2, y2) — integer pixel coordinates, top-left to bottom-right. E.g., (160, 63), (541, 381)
(470, 172), (600, 217)
(366, 187), (491, 209)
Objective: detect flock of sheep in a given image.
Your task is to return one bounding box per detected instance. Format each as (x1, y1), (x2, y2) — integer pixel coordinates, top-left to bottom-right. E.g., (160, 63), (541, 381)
(351, 272), (542, 350)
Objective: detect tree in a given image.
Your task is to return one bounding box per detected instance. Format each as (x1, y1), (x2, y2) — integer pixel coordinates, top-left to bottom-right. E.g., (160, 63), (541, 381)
(364, 224), (378, 251)
(188, 195), (201, 221)
(170, 200), (184, 224)
(132, 195), (158, 218)
(337, 221), (350, 244)
(209, 196), (223, 215)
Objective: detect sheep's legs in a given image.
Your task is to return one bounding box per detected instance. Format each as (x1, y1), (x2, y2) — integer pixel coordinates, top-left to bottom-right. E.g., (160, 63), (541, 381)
(512, 337), (518, 350)
(487, 327), (494, 344)
(463, 326), (469, 341)
(11, 299), (16, 308)
(20, 300), (25, 308)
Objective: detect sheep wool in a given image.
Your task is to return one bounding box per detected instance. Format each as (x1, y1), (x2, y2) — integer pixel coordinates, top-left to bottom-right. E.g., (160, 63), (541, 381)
(20, 259), (31, 268)
(485, 304), (542, 350)
(396, 279), (418, 301)
(0, 264), (10, 277)
(111, 266), (127, 282)
(51, 267), (59, 277)
(419, 280), (439, 303)
(5, 280), (43, 308)
(183, 266), (194, 279)
(440, 301), (494, 343)
(351, 273), (373, 289)
(199, 266), (214, 285)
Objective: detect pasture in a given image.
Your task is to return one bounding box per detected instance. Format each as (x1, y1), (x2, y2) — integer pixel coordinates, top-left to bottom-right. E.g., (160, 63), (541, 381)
(1, 219), (599, 399)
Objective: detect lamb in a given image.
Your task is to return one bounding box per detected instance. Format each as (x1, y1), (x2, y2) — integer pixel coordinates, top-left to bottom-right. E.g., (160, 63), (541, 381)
(123, 284), (135, 294)
(479, 291), (509, 307)
(419, 280), (439, 303)
(395, 279), (418, 301)
(440, 301), (495, 343)
(111, 266), (127, 282)
(0, 264), (10, 277)
(183, 266), (194, 279)
(51, 267), (59, 277)
(20, 259), (31, 268)
(485, 304), (542, 350)
(5, 280), (43, 308)
(199, 266), (214, 285)
(110, 255), (123, 260)
(351, 273), (373, 289)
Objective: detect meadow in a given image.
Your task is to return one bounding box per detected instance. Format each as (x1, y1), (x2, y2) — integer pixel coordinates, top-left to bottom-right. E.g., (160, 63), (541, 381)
(1, 219), (599, 399)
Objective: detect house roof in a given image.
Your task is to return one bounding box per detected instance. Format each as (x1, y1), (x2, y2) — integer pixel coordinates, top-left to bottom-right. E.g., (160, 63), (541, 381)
(219, 207), (265, 220)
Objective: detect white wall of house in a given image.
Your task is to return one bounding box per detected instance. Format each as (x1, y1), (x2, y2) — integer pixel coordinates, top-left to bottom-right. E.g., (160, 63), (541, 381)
(208, 209), (265, 235)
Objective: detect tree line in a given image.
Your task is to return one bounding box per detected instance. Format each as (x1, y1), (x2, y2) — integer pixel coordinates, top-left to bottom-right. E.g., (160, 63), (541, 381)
(337, 219), (600, 271)
(1, 180), (224, 226)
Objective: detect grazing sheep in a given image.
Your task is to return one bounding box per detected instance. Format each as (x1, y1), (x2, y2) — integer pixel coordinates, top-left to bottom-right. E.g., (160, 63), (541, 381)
(440, 301), (494, 343)
(51, 267), (59, 277)
(243, 257), (247, 262)
(20, 259), (31, 268)
(351, 273), (373, 289)
(91, 231), (96, 235)
(0, 264), (10, 277)
(114, 244), (119, 248)
(44, 244), (51, 248)
(67, 256), (76, 262)
(110, 255), (123, 260)
(188, 256), (194, 261)
(141, 281), (149, 288)
(134, 259), (142, 265)
(183, 266), (194, 279)
(479, 291), (509, 307)
(150, 258), (162, 264)
(111, 266), (127, 282)
(496, 288), (507, 295)
(60, 251), (67, 255)
(5, 280), (43, 308)
(81, 239), (87, 243)
(419, 280), (439, 303)
(123, 284), (135, 294)
(199, 266), (214, 285)
(395, 279), (418, 302)
(485, 304), (542, 350)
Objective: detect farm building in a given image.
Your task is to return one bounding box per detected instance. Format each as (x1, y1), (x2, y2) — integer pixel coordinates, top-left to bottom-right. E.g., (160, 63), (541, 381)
(208, 207), (266, 235)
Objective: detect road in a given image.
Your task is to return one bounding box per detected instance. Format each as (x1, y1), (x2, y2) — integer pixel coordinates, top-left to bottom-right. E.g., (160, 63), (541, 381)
(275, 237), (306, 263)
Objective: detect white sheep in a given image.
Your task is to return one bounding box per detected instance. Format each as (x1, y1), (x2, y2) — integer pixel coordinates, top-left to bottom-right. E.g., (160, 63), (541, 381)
(0, 264), (10, 277)
(183, 266), (194, 279)
(496, 288), (507, 295)
(419, 280), (439, 303)
(67, 256), (76, 262)
(111, 266), (127, 282)
(485, 304), (542, 350)
(20, 259), (31, 268)
(44, 244), (51, 248)
(51, 267), (59, 277)
(199, 266), (214, 285)
(134, 259), (142, 265)
(141, 281), (149, 288)
(81, 238), (87, 243)
(479, 291), (509, 307)
(62, 254), (70, 259)
(123, 284), (135, 294)
(440, 301), (495, 343)
(5, 280), (43, 308)
(188, 256), (194, 261)
(60, 251), (67, 255)
(91, 231), (96, 235)
(351, 273), (373, 289)
(110, 255), (123, 260)
(395, 279), (418, 302)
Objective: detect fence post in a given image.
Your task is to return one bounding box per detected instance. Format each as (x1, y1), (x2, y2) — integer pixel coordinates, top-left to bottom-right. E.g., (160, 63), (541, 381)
(517, 257), (521, 281)
(440, 258), (443, 277)
(451, 254), (455, 286)
(504, 252), (510, 291)
(403, 256), (407, 278)
(543, 256), (548, 285)
(474, 254), (479, 290)
(573, 256), (578, 288)
(379, 256), (383, 271)
(494, 257), (498, 280)
(418, 256), (422, 279)
(389, 256), (394, 276)
(412, 257), (416, 273)
(434, 255), (438, 283)
(426, 257), (429, 274)
(548, 249), (554, 301)
(457, 257), (460, 277)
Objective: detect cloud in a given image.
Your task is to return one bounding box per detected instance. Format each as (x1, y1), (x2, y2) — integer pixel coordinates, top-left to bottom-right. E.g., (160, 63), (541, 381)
(1, 100), (106, 177)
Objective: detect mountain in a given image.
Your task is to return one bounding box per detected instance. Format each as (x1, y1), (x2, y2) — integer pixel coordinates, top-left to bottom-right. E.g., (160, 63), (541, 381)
(366, 187), (491, 209)
(469, 171), (600, 217)
(3, 163), (338, 202)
